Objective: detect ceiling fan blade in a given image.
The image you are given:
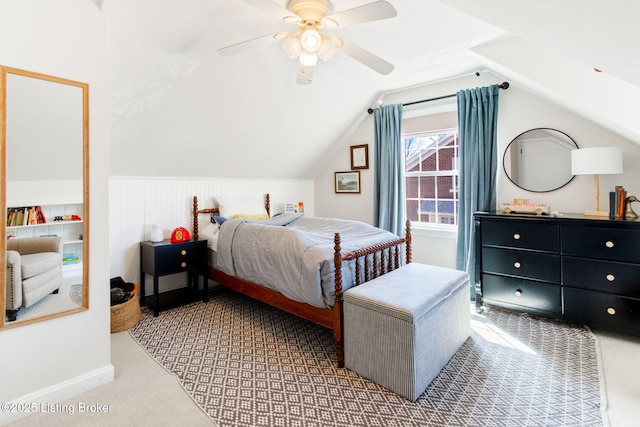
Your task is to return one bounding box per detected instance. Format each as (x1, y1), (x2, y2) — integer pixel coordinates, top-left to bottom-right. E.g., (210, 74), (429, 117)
(324, 1), (397, 28)
(340, 39), (394, 75)
(239, 0), (293, 20)
(296, 63), (314, 85)
(218, 33), (279, 56)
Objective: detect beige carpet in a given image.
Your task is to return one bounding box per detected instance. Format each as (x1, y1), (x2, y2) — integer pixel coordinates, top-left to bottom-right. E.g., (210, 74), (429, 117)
(6, 331), (215, 427)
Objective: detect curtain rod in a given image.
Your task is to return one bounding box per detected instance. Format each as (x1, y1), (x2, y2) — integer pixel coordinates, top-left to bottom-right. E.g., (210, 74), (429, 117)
(367, 81), (510, 114)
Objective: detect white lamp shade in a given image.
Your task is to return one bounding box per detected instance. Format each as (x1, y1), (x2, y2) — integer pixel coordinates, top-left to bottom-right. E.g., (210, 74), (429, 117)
(299, 51), (318, 67)
(571, 147), (623, 175)
(282, 36), (301, 59)
(317, 38), (336, 61)
(300, 29), (321, 52)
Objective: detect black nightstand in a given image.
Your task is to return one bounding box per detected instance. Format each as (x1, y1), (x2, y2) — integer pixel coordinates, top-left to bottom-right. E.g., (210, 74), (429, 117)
(140, 239), (208, 316)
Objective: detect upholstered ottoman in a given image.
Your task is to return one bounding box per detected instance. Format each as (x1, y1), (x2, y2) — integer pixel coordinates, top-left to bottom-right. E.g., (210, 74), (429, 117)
(343, 263), (470, 401)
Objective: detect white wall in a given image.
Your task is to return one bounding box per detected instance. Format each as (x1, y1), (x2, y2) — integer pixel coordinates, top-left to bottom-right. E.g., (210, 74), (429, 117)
(109, 176), (314, 289)
(0, 1), (112, 424)
(498, 84), (640, 211)
(315, 72), (640, 268)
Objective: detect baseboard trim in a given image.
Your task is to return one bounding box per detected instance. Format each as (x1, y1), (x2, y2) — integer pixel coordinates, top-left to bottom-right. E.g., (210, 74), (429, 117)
(0, 364), (115, 425)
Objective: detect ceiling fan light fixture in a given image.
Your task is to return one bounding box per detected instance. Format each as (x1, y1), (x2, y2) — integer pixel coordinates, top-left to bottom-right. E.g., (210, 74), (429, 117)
(321, 17), (339, 29)
(282, 36), (302, 59)
(273, 32), (289, 41)
(317, 38), (336, 61)
(300, 28), (322, 52)
(283, 15), (301, 25)
(299, 51), (318, 67)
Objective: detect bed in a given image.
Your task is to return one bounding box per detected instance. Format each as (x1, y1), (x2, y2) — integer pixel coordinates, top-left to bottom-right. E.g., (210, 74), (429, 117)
(192, 194), (412, 367)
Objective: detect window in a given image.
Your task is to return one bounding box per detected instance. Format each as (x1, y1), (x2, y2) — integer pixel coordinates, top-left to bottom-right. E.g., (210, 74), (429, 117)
(404, 129), (459, 227)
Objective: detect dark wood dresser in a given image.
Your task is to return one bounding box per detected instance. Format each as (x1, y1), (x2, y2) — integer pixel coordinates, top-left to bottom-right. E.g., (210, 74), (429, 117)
(474, 212), (640, 335)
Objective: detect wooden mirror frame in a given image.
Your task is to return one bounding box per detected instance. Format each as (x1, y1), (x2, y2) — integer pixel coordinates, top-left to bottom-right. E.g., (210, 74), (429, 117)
(0, 66), (89, 329)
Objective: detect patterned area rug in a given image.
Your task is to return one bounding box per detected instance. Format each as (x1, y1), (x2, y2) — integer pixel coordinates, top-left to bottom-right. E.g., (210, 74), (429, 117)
(130, 289), (608, 427)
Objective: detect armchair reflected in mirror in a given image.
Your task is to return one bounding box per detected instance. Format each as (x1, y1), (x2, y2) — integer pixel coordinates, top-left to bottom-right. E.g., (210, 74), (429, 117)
(503, 128), (578, 193)
(1, 66), (89, 328)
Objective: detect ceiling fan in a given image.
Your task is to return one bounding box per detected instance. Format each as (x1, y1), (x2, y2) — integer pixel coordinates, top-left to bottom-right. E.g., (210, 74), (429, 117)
(218, 0), (397, 84)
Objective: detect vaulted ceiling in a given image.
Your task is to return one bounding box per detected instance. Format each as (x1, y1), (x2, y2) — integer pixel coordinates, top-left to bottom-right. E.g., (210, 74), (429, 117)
(107, 0), (640, 179)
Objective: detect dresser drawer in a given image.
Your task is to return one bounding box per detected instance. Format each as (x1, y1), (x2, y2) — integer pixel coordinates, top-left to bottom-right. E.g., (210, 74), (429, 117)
(482, 247), (560, 283)
(562, 226), (640, 263)
(482, 220), (559, 252)
(482, 274), (561, 313)
(564, 287), (640, 333)
(563, 257), (640, 298)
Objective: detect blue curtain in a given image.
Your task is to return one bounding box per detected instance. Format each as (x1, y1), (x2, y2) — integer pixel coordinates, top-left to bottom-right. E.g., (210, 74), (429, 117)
(456, 85), (500, 299)
(373, 104), (405, 236)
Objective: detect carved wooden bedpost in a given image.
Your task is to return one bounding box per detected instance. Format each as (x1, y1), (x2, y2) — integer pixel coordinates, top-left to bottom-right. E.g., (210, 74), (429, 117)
(405, 219), (412, 264)
(334, 232), (345, 368)
(265, 194), (270, 217)
(193, 196), (199, 240)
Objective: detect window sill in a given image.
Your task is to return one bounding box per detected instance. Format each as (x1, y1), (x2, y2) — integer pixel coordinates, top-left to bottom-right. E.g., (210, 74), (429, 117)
(409, 224), (458, 240)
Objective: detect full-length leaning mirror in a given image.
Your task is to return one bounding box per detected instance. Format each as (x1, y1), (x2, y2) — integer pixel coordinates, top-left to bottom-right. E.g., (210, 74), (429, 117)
(1, 66), (89, 329)
(503, 128), (578, 192)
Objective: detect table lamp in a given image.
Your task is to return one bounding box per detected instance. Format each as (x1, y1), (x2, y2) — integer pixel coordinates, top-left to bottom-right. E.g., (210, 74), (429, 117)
(571, 147), (623, 217)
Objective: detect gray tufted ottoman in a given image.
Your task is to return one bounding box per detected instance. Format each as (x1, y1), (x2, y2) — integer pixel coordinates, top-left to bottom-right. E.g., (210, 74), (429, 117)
(343, 263), (470, 401)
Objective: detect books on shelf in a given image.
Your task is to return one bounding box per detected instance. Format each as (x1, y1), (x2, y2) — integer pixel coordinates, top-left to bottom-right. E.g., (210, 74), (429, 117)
(609, 186), (628, 219)
(63, 253), (81, 265)
(6, 206), (48, 226)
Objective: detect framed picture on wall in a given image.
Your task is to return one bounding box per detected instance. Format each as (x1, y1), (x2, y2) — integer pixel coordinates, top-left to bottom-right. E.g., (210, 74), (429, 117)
(350, 144), (369, 170)
(335, 171), (361, 193)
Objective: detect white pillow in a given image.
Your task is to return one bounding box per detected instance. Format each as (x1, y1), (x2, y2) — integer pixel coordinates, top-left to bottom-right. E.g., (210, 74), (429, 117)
(199, 222), (220, 251)
(215, 195), (268, 219)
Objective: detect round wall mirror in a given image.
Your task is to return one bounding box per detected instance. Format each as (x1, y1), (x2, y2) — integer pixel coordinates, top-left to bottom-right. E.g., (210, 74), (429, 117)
(503, 128), (578, 192)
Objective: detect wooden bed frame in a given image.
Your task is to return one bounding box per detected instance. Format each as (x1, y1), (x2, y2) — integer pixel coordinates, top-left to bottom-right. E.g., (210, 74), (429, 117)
(192, 195), (412, 367)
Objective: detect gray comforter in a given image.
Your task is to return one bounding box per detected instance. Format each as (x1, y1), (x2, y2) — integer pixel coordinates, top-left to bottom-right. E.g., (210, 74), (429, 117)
(215, 214), (400, 309)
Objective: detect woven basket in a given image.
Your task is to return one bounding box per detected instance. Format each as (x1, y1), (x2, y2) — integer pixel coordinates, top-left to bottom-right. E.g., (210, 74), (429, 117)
(110, 282), (141, 333)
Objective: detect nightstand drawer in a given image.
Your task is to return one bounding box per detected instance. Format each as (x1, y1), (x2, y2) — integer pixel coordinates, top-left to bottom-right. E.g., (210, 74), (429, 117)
(482, 274), (561, 313)
(564, 287), (640, 333)
(482, 247), (560, 283)
(155, 256), (203, 276)
(482, 220), (559, 252)
(562, 227), (640, 263)
(563, 257), (640, 297)
(156, 243), (203, 261)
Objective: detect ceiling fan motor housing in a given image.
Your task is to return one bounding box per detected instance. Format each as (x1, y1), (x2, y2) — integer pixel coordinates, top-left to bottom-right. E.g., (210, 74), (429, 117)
(287, 0), (333, 23)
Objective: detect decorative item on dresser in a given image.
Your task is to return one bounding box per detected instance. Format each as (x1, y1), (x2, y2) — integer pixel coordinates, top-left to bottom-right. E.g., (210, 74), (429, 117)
(571, 146), (624, 217)
(192, 194), (412, 367)
(474, 211), (640, 336)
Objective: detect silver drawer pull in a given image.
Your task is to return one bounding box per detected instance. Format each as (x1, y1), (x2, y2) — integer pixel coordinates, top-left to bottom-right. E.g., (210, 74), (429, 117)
(515, 289), (522, 297)
(513, 233), (521, 240)
(607, 307), (616, 315)
(514, 261), (522, 269)
(605, 240), (614, 248)
(181, 249), (187, 256)
(606, 274), (615, 282)
(181, 262), (187, 268)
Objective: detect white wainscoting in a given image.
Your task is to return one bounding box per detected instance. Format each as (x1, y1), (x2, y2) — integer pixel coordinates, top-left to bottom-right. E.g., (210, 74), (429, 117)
(109, 176), (314, 293)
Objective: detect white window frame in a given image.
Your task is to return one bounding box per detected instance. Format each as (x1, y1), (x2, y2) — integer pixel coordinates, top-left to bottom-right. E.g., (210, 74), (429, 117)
(404, 128), (459, 234)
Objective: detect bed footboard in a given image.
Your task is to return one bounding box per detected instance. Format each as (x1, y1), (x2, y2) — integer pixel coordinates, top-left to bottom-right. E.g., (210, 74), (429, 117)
(333, 220), (412, 367)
